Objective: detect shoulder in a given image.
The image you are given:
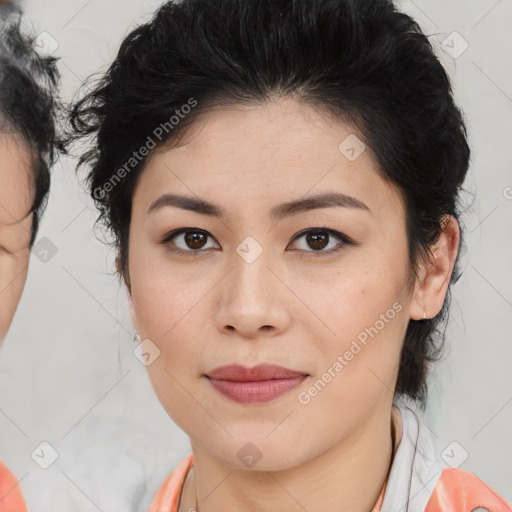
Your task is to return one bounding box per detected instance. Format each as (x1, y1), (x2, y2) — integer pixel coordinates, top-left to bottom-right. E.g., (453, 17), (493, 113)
(425, 467), (512, 512)
(148, 453), (194, 512)
(0, 458), (28, 512)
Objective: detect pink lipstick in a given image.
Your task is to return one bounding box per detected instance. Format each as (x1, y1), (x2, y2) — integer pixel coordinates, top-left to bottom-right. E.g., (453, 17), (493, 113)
(206, 364), (307, 404)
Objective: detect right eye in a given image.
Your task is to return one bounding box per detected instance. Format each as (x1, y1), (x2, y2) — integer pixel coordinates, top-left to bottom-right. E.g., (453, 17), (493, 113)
(160, 228), (220, 255)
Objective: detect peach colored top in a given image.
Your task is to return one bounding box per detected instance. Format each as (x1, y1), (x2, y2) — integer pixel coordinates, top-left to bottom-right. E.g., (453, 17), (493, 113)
(149, 407), (402, 512)
(0, 459), (27, 512)
(148, 401), (512, 512)
(149, 453), (391, 512)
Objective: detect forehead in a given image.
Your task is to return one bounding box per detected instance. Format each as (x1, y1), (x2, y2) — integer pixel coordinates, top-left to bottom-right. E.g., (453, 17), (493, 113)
(0, 132), (33, 224)
(137, 98), (404, 220)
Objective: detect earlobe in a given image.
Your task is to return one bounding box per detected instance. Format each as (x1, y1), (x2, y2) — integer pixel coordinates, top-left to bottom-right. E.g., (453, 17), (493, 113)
(409, 215), (460, 321)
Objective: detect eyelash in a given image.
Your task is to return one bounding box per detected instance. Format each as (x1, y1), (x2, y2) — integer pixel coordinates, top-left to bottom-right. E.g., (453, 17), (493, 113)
(159, 227), (354, 257)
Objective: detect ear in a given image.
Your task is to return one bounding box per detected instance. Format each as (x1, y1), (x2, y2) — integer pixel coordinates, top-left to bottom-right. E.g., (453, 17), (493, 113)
(116, 254), (138, 331)
(408, 215), (460, 320)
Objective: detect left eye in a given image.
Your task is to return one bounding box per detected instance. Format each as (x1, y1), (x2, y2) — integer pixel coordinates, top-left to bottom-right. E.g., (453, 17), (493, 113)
(289, 228), (352, 256)
(160, 227), (352, 256)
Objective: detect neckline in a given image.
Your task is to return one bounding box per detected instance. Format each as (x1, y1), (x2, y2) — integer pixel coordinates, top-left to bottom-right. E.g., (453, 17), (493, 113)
(175, 405), (403, 512)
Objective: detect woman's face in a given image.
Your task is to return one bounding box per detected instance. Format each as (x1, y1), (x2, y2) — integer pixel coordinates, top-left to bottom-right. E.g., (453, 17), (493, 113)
(127, 98), (424, 470)
(0, 133), (33, 343)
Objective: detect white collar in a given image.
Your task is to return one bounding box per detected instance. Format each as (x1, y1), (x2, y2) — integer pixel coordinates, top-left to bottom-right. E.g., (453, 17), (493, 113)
(380, 395), (445, 512)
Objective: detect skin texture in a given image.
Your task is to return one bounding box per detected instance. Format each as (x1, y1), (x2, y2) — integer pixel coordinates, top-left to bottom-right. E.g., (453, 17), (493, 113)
(124, 98), (460, 512)
(0, 133), (33, 343)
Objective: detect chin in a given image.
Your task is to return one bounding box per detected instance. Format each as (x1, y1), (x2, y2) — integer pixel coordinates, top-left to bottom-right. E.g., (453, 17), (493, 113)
(203, 435), (306, 472)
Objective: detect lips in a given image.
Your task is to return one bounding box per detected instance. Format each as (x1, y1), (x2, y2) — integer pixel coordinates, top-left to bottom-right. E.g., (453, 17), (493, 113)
(206, 364), (308, 404)
(207, 363), (306, 381)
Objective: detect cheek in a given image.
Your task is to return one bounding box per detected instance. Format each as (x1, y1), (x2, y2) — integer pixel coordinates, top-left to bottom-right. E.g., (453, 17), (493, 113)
(144, 353), (202, 435)
(291, 252), (409, 341)
(0, 256), (29, 339)
(131, 267), (210, 343)
(128, 256), (210, 383)
(131, 272), (204, 427)
(292, 250), (409, 398)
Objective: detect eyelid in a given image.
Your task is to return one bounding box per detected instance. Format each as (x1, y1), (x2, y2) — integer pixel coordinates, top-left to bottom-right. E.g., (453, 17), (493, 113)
(290, 227), (353, 246)
(288, 228), (353, 257)
(160, 227), (354, 256)
(161, 228), (217, 245)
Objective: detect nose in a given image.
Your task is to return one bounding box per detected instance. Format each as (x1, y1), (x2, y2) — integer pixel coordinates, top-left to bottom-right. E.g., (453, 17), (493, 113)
(214, 249), (291, 339)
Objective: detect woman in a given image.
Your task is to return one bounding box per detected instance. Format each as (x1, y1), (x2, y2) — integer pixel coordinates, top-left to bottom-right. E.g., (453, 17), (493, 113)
(0, 3), (60, 511)
(69, 0), (511, 510)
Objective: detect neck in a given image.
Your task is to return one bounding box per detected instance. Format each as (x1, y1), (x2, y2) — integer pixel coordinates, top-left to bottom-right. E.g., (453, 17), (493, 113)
(180, 399), (399, 512)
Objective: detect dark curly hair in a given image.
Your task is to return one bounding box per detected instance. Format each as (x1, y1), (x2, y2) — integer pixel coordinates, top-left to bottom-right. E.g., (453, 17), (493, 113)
(68, 0), (470, 407)
(0, 2), (61, 246)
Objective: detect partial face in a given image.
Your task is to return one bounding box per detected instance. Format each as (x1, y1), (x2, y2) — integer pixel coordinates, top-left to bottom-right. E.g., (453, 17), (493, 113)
(127, 98), (416, 470)
(0, 133), (33, 343)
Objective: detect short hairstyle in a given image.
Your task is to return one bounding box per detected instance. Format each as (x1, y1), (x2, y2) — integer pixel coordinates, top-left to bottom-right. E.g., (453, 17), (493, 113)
(69, 0), (470, 407)
(0, 2), (61, 246)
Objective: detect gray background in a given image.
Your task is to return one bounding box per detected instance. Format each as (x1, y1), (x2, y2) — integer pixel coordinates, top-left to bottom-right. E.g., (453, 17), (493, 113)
(0, 1), (510, 510)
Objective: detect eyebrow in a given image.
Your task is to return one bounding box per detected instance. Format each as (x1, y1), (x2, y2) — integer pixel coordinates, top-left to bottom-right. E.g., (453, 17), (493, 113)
(147, 192), (371, 221)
